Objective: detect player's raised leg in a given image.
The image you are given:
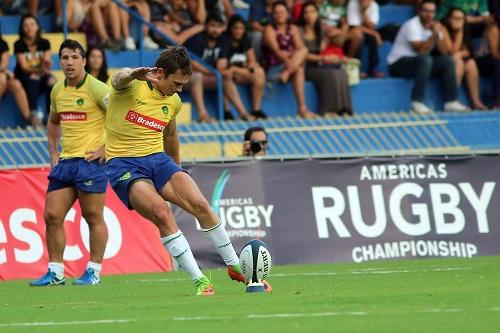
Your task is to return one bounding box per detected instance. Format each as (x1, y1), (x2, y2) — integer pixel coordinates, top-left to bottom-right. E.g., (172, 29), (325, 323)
(160, 172), (247, 284)
(129, 179), (214, 296)
(29, 186), (77, 286)
(72, 191), (108, 285)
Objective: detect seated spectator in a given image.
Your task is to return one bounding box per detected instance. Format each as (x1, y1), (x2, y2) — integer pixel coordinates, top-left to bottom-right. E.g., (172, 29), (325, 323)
(263, 1), (314, 118)
(387, 0), (468, 113)
(438, 0), (494, 38)
(206, 0), (234, 22)
(318, 0), (350, 55)
(442, 7), (487, 110)
(14, 15), (55, 126)
(120, 0), (159, 50)
(249, 0), (274, 60)
(219, 15), (267, 120)
(149, 0), (205, 45)
(242, 126), (268, 156)
(88, 0), (131, 50)
(184, 14), (227, 122)
(346, 0), (383, 78)
(298, 1), (353, 115)
(476, 13), (500, 108)
(0, 35), (31, 126)
(85, 47), (110, 84)
(66, 0), (92, 33)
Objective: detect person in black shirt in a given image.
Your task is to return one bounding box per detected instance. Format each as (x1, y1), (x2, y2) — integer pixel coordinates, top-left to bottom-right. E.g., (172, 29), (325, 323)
(219, 15), (268, 120)
(14, 14), (55, 126)
(0, 35), (32, 126)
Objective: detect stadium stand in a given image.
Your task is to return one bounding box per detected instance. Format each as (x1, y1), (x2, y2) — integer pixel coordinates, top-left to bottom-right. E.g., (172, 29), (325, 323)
(1, 0), (499, 165)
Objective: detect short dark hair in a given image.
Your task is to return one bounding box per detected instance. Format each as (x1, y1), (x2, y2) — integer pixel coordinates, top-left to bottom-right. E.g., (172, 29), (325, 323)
(154, 45), (192, 76)
(244, 127), (267, 141)
(59, 39), (86, 59)
(418, 0), (436, 9)
(206, 14), (224, 25)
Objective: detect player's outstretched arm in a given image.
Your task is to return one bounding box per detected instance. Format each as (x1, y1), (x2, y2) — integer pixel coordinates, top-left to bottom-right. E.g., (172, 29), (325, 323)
(111, 67), (160, 90)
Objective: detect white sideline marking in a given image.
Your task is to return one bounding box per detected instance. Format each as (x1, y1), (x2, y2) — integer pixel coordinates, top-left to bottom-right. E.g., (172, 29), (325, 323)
(420, 308), (462, 313)
(490, 307), (500, 311)
(173, 312), (367, 321)
(0, 319), (131, 327)
(138, 267), (470, 283)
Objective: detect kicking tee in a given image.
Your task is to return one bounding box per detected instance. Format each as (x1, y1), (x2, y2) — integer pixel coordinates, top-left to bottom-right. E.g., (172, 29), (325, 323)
(105, 80), (182, 160)
(50, 73), (110, 158)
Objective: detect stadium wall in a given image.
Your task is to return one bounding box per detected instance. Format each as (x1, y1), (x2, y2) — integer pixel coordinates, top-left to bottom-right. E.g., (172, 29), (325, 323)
(1, 156), (499, 280)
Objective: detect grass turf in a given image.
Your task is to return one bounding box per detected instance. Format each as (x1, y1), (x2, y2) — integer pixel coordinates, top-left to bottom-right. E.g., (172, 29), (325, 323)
(1, 256), (499, 333)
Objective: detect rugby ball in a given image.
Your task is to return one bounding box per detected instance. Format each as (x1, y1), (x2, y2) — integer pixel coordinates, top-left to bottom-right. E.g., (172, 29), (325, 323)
(239, 239), (272, 283)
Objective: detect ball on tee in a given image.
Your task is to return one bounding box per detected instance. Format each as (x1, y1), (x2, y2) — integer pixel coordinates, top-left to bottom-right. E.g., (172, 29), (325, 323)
(239, 239), (272, 283)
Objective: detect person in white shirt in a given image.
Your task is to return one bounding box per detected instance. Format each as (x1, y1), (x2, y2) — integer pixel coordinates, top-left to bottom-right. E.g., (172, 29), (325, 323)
(387, 0), (468, 113)
(347, 0), (383, 77)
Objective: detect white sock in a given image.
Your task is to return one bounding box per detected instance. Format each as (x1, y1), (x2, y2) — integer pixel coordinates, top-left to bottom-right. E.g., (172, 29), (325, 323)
(202, 222), (239, 266)
(87, 261), (102, 278)
(161, 230), (204, 281)
(48, 262), (64, 279)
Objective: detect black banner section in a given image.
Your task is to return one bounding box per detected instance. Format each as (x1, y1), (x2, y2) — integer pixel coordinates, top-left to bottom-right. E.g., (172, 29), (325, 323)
(173, 156), (500, 268)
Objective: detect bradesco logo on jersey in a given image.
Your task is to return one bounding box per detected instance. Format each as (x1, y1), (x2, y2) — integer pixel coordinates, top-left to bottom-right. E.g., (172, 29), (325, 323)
(59, 112), (87, 121)
(125, 110), (166, 132)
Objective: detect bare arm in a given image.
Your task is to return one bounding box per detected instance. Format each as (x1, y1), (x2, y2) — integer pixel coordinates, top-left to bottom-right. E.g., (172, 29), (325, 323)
(163, 119), (180, 164)
(291, 25), (306, 51)
(47, 111), (61, 167)
(111, 67), (159, 90)
(251, 21), (266, 32)
(188, 0), (206, 24)
(15, 54), (40, 74)
(410, 32), (440, 54)
(191, 60), (212, 75)
(0, 51), (8, 70)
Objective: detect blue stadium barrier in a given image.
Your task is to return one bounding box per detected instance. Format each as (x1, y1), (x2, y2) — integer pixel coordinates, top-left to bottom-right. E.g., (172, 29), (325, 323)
(378, 5), (415, 28)
(0, 15), (54, 34)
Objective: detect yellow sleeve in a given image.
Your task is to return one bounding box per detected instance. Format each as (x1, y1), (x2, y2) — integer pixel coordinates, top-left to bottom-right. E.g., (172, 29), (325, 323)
(173, 94), (182, 118)
(90, 76), (111, 111)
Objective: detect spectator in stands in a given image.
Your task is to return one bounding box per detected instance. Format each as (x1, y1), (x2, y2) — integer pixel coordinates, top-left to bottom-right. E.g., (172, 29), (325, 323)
(249, 0), (274, 59)
(438, 0), (494, 38)
(298, 1), (353, 115)
(1, 0), (46, 15)
(66, 0), (92, 33)
(442, 7), (487, 110)
(88, 0), (130, 50)
(149, 0), (205, 45)
(219, 15), (267, 120)
(184, 14), (227, 122)
(85, 47), (110, 84)
(476, 10), (500, 108)
(387, 0), (468, 113)
(318, 0), (349, 55)
(263, 1), (314, 118)
(0, 35), (32, 126)
(120, 0), (160, 50)
(169, 0), (207, 25)
(346, 0), (383, 78)
(14, 14), (55, 126)
(242, 126), (268, 156)
(205, 0), (234, 22)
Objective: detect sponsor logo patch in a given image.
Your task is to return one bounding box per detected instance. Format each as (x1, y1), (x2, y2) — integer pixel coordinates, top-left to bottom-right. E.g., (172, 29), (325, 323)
(59, 112), (87, 121)
(125, 110), (166, 132)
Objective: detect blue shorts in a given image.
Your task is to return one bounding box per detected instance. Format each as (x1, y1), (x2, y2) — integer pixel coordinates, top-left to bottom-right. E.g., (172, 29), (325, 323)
(47, 158), (108, 193)
(106, 153), (185, 209)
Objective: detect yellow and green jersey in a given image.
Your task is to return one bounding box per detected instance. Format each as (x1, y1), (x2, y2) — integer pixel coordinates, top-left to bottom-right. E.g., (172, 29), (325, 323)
(50, 73), (110, 158)
(105, 80), (182, 160)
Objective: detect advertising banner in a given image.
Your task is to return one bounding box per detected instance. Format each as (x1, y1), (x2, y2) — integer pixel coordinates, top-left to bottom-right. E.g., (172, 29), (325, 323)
(0, 168), (172, 281)
(174, 156), (500, 268)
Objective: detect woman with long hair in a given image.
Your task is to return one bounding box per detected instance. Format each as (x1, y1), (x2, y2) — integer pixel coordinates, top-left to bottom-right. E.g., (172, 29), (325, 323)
(442, 7), (487, 110)
(298, 1), (353, 115)
(14, 14), (55, 126)
(263, 1), (315, 118)
(219, 15), (267, 120)
(85, 47), (109, 84)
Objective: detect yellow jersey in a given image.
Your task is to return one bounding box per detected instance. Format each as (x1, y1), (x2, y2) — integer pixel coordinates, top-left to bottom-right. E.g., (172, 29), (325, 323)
(105, 80), (182, 160)
(50, 73), (110, 158)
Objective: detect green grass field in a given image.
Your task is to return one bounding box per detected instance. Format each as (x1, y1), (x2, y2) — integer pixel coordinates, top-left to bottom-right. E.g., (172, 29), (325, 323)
(1, 257), (499, 333)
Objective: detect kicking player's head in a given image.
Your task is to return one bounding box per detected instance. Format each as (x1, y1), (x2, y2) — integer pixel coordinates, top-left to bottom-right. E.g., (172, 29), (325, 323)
(153, 45), (192, 96)
(59, 39), (87, 85)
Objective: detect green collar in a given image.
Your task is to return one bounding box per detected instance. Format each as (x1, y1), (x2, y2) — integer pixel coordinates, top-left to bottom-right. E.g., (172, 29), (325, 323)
(64, 72), (87, 88)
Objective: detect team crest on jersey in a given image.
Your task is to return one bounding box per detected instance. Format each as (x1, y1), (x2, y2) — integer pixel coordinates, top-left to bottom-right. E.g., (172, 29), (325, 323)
(162, 105), (169, 116)
(119, 172), (131, 181)
(76, 98), (84, 106)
